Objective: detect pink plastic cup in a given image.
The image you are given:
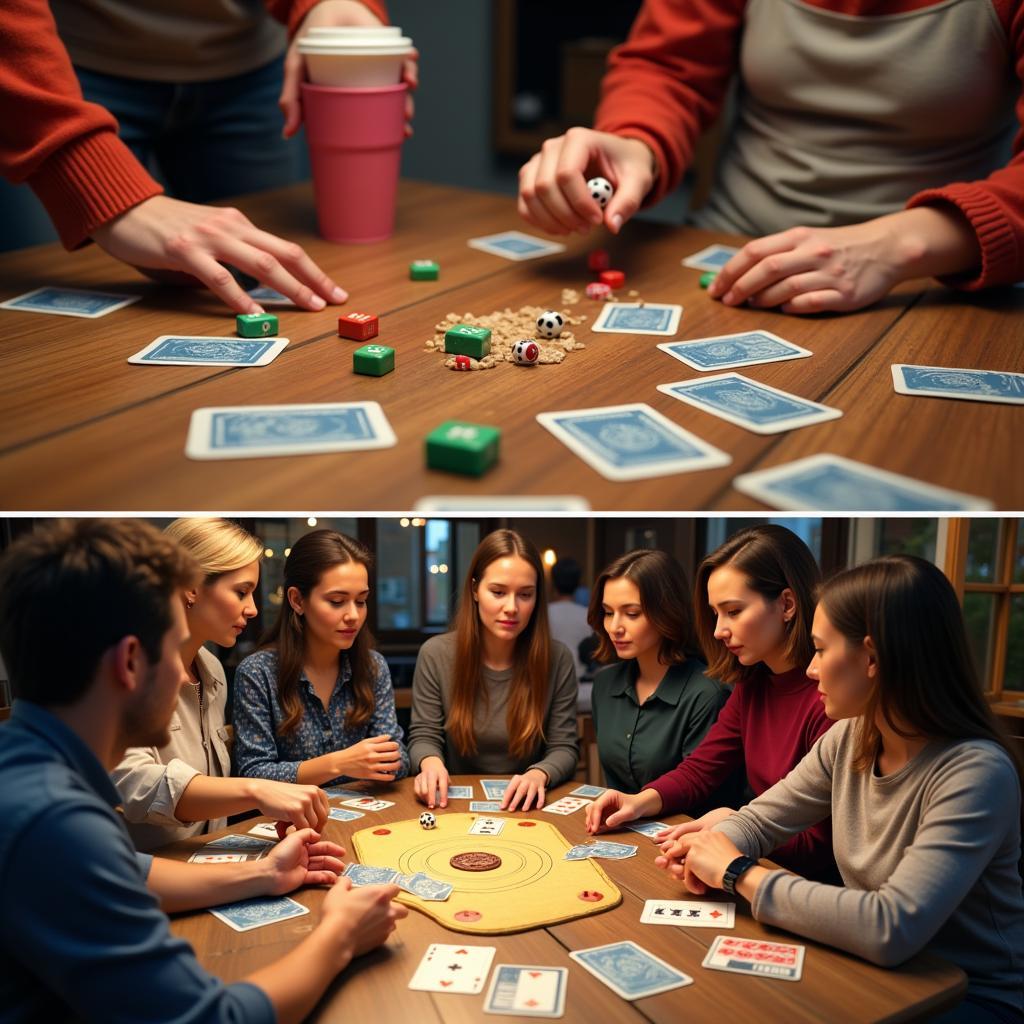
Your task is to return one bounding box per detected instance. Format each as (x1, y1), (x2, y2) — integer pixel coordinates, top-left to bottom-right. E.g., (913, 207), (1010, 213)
(301, 82), (407, 244)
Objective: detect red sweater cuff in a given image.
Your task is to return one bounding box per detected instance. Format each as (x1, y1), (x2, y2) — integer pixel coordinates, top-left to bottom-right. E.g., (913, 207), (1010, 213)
(906, 184), (1020, 291)
(29, 130), (163, 251)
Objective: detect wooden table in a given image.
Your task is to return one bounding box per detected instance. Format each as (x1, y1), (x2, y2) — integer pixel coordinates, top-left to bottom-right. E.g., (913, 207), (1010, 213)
(1, 179), (1020, 510)
(164, 776), (966, 1022)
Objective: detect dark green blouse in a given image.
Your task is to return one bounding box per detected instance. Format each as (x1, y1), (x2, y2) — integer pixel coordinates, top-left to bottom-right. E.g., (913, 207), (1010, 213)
(590, 658), (728, 793)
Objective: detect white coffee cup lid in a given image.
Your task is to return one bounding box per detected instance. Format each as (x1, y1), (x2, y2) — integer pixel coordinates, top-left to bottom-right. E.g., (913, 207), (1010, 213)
(297, 39), (413, 55)
(306, 25), (403, 36)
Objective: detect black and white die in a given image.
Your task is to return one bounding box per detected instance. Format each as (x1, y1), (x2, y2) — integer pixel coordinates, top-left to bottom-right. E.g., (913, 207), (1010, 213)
(536, 311), (564, 339)
(586, 176), (614, 208)
(512, 339), (540, 365)
(419, 811), (436, 830)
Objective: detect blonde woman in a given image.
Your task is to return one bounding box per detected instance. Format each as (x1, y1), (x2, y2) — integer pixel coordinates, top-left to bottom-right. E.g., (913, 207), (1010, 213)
(112, 518), (328, 851)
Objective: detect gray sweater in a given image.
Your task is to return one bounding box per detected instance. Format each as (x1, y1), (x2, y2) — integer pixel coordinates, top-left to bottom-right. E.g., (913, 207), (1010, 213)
(408, 633), (579, 787)
(716, 717), (1023, 1012)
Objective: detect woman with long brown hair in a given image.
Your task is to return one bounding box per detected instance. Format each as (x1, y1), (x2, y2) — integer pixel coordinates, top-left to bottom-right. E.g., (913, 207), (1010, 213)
(408, 529), (579, 812)
(586, 549), (728, 793)
(233, 529), (409, 787)
(586, 524), (839, 884)
(661, 555), (1023, 1023)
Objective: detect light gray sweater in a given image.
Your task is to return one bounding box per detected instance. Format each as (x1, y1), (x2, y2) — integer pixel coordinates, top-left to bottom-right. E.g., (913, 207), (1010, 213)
(716, 717), (1023, 1012)
(408, 632), (579, 787)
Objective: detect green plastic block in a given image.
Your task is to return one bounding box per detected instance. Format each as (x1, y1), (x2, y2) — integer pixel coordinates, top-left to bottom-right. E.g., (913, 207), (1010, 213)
(236, 312), (279, 337)
(410, 259), (440, 281)
(699, 271), (717, 290)
(353, 343), (395, 377)
(444, 323), (491, 360)
(425, 420), (500, 476)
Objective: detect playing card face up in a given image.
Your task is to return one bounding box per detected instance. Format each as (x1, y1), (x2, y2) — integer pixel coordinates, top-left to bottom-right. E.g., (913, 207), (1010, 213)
(541, 796), (592, 816)
(484, 965), (568, 1017)
(702, 935), (805, 981)
(640, 899), (735, 928)
(408, 943), (496, 994)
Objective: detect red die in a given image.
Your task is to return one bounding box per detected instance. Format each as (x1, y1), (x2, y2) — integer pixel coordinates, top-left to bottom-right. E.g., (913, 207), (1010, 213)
(586, 282), (611, 300)
(337, 312), (379, 340)
(453, 355), (472, 371)
(599, 269), (625, 289)
(587, 249), (610, 272)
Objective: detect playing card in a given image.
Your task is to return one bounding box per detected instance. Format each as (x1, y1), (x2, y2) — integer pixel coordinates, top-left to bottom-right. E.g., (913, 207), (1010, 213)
(209, 895), (309, 932)
(322, 786), (365, 800)
(625, 821), (671, 839)
(128, 335), (288, 367)
(537, 403), (731, 482)
(580, 841), (637, 859)
(542, 797), (591, 816)
(0, 286), (140, 318)
(246, 285), (294, 305)
(891, 365), (1024, 405)
(248, 822), (282, 839)
(343, 863), (399, 886)
(185, 401), (397, 460)
(564, 845), (596, 861)
(328, 807), (364, 822)
(202, 834), (274, 853)
(188, 852), (249, 863)
(408, 943), (497, 994)
(569, 784), (606, 798)
(591, 302), (683, 338)
(569, 941), (692, 1000)
(470, 801), (504, 812)
(681, 244), (739, 271)
(405, 873), (454, 901)
(641, 899), (735, 928)
(480, 779), (510, 800)
(484, 965), (568, 1017)
(469, 816), (506, 835)
(467, 231), (566, 261)
(413, 495), (591, 512)
(446, 786), (475, 799)
(657, 373), (843, 434)
(340, 797), (395, 811)
(733, 454), (993, 511)
(657, 330), (812, 372)
(702, 935), (805, 981)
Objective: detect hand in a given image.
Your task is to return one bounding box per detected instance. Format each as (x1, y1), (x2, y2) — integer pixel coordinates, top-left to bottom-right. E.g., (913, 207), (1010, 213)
(91, 195), (348, 313)
(518, 127), (657, 236)
(251, 779), (330, 832)
(281, 0), (419, 139)
(413, 756), (449, 809)
(502, 769), (548, 811)
(655, 807), (736, 847)
(655, 829), (743, 896)
(321, 879), (408, 958)
(585, 789), (654, 834)
(264, 828), (347, 894)
(336, 735), (403, 781)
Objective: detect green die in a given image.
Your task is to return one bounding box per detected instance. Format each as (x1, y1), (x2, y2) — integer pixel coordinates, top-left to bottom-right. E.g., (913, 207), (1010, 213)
(410, 259), (440, 281)
(236, 312), (279, 337)
(699, 271), (717, 290)
(425, 420), (500, 476)
(353, 343), (395, 376)
(444, 323), (491, 360)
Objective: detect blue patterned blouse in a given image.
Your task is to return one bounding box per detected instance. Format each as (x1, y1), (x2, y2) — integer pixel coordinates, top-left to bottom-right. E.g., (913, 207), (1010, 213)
(232, 648), (409, 786)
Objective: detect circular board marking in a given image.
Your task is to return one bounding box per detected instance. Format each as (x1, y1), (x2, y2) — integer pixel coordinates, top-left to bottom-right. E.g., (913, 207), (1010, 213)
(372, 828), (391, 835)
(450, 852), (502, 872)
(517, 821), (537, 827)
(454, 910), (482, 922)
(578, 890), (604, 902)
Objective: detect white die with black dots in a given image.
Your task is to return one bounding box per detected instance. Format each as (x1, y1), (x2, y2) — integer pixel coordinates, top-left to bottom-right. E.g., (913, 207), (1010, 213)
(419, 811), (436, 830)
(586, 176), (614, 208)
(512, 339), (540, 365)
(536, 311), (564, 339)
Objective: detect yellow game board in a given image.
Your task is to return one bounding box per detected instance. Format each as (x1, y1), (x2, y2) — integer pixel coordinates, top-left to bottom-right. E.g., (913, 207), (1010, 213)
(350, 812), (622, 934)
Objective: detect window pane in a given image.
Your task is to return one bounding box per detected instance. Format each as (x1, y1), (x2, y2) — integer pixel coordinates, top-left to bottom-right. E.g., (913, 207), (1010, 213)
(376, 519), (421, 630)
(424, 520), (452, 626)
(874, 519), (937, 561)
(703, 518), (822, 560)
(1006, 594), (1024, 693)
(1014, 526), (1024, 584)
(962, 592), (996, 689)
(966, 519), (1001, 584)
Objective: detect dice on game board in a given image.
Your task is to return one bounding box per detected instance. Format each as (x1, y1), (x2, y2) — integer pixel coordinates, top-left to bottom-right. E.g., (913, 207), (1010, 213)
(419, 812), (437, 830)
(338, 312), (379, 341)
(236, 312), (278, 337)
(511, 339), (539, 365)
(536, 311), (563, 339)
(586, 176), (614, 208)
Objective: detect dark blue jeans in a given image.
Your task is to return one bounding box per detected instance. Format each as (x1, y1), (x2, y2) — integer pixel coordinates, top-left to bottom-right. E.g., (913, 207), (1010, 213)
(75, 56), (306, 204)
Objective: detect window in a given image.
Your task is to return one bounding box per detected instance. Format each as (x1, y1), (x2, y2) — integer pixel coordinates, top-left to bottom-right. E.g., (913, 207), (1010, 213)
(702, 518), (823, 561)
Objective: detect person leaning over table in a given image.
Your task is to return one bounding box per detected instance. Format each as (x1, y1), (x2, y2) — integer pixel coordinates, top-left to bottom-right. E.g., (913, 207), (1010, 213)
(518, 0), (1024, 313)
(0, 0), (417, 312)
(587, 548), (730, 801)
(586, 525), (841, 885)
(658, 555), (1024, 1024)
(409, 529), (579, 813)
(112, 517), (330, 851)
(0, 519), (407, 1024)
(232, 529), (410, 789)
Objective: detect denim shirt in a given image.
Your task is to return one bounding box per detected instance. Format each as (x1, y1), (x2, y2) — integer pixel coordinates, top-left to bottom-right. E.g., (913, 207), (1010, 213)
(232, 647), (410, 785)
(0, 700), (273, 1024)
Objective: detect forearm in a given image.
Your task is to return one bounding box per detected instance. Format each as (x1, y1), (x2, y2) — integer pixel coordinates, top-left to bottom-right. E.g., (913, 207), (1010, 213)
(174, 774), (263, 823)
(147, 857), (274, 913)
(887, 206), (982, 283)
(248, 918), (354, 1024)
(637, 788), (664, 816)
(296, 750), (346, 786)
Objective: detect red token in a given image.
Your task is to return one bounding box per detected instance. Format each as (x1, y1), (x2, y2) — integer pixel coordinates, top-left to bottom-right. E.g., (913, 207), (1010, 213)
(372, 828), (391, 836)
(517, 821), (537, 827)
(453, 354), (472, 371)
(454, 910), (482, 922)
(588, 249), (610, 272)
(599, 269), (625, 289)
(578, 890), (604, 902)
(585, 282), (611, 300)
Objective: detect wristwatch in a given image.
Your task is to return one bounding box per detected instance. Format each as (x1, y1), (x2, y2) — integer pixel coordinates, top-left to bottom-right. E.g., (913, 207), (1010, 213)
(722, 855), (759, 895)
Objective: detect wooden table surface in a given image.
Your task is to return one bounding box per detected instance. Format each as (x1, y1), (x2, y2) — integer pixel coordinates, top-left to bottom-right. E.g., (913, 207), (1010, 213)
(164, 776), (965, 1023)
(1, 179), (1020, 511)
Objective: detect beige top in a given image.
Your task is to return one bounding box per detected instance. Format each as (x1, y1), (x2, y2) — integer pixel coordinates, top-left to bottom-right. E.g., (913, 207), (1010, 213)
(51, 0), (287, 83)
(111, 646), (233, 852)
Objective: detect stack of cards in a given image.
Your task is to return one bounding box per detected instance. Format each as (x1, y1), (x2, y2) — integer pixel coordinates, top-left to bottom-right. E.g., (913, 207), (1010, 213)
(569, 941), (692, 1000)
(702, 935), (805, 981)
(343, 863), (454, 900)
(484, 965), (568, 1018)
(564, 840), (637, 861)
(640, 899), (735, 928)
(542, 796), (591, 816)
(408, 943), (496, 994)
